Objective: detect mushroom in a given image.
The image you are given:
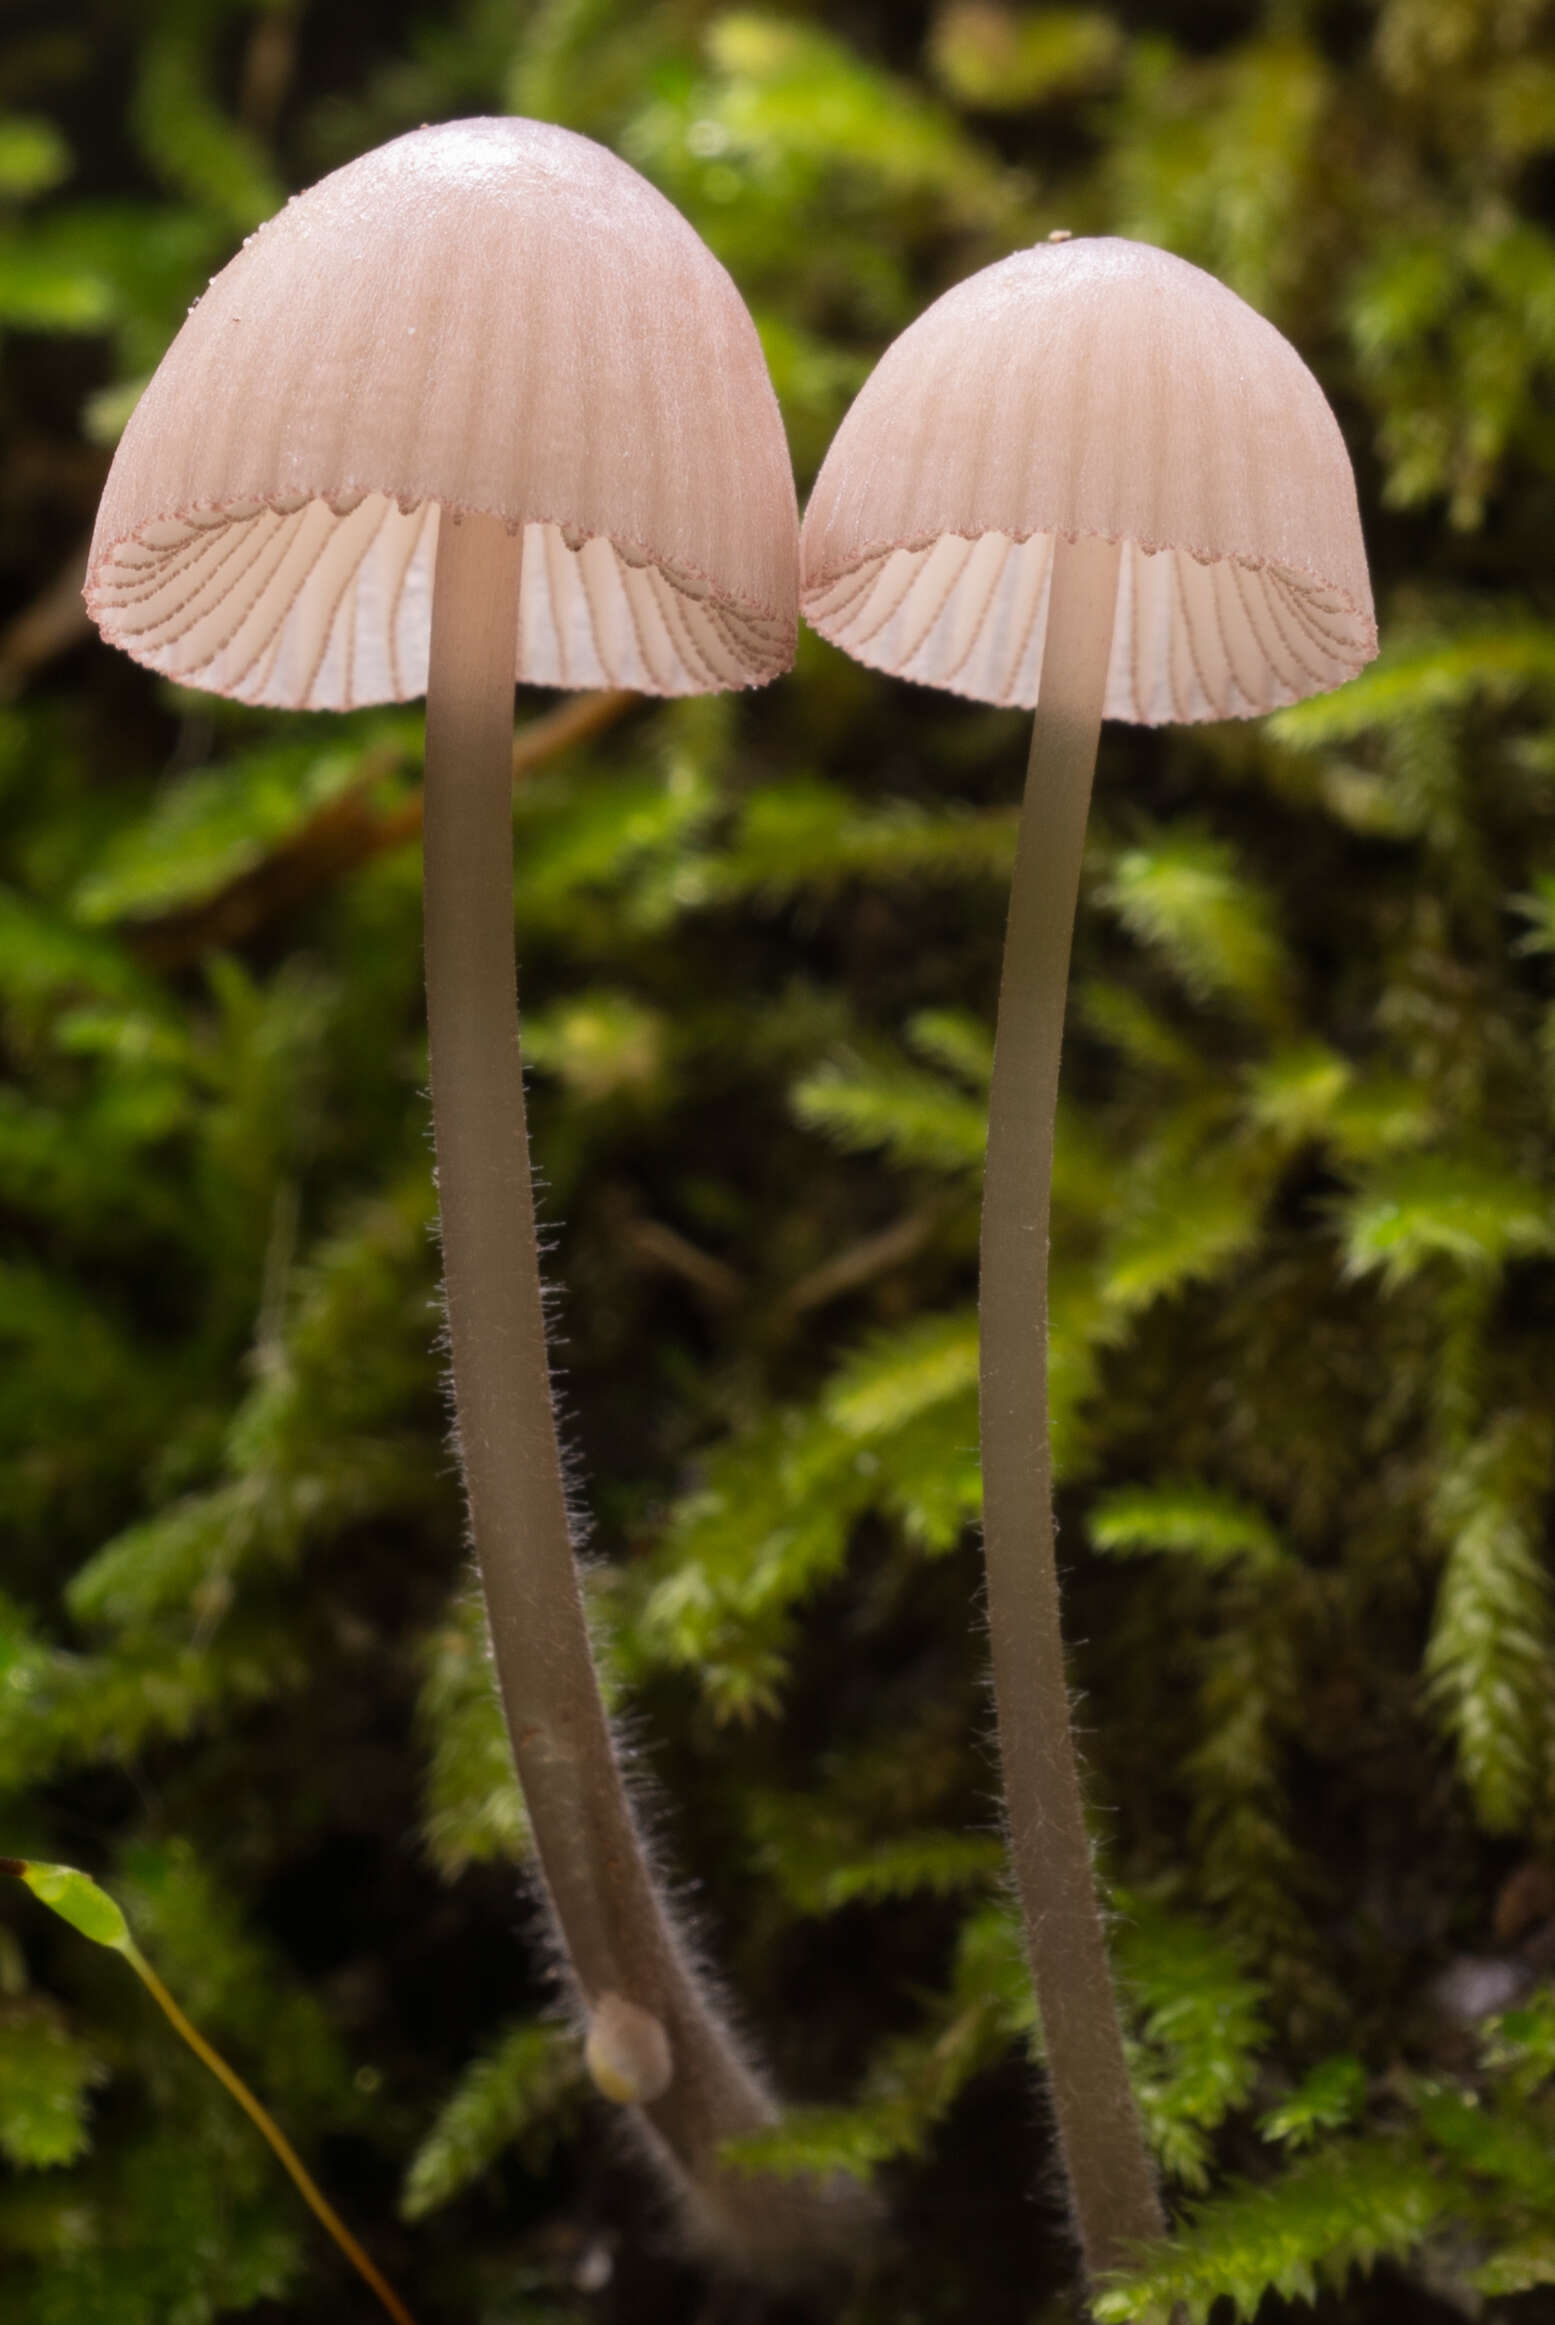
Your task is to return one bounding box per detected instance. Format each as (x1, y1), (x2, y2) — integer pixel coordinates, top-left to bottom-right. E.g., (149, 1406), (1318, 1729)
(85, 117), (825, 2264)
(800, 234), (1376, 2281)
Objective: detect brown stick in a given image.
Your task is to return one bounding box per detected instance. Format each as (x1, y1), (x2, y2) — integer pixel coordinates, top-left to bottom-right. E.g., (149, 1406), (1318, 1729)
(775, 1202), (942, 1322)
(128, 688), (636, 968)
(0, 537), (92, 703)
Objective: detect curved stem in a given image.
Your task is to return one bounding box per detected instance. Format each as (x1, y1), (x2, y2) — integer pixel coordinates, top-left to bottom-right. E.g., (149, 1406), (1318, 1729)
(422, 510), (849, 2268)
(979, 531), (1164, 2282)
(123, 1942), (418, 2325)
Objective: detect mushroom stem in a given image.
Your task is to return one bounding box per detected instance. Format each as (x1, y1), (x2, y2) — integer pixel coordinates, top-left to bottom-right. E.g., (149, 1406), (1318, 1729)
(979, 530), (1163, 2281)
(421, 509), (844, 2268)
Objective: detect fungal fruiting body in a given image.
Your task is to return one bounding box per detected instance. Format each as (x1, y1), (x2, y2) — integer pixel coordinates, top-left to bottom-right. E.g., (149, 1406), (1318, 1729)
(801, 234), (1374, 2284)
(85, 119), (855, 2272)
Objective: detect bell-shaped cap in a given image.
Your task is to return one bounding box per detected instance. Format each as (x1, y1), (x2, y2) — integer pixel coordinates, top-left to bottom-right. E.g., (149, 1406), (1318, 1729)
(86, 119), (797, 706)
(801, 237), (1376, 722)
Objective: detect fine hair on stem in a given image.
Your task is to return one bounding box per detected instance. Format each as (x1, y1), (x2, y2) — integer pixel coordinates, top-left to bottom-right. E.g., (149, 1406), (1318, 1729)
(979, 532), (1163, 2279)
(421, 509), (858, 2270)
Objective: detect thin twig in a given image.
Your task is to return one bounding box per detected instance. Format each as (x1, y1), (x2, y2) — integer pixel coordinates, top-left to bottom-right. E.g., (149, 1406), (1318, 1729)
(239, 3), (300, 133)
(124, 1941), (419, 2325)
(127, 689), (637, 968)
(0, 536), (91, 703)
(624, 1214), (746, 1308)
(775, 1201), (943, 1321)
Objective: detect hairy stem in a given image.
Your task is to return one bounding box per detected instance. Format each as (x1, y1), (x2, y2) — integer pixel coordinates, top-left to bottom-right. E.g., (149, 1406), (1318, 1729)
(422, 509), (848, 2267)
(979, 531), (1164, 2282)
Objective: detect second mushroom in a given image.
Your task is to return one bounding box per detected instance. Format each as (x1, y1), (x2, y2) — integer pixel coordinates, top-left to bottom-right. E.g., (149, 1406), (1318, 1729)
(801, 234), (1378, 2284)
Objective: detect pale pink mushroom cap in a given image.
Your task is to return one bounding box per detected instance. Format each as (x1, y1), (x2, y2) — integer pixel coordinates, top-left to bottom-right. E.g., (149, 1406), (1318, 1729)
(86, 119), (797, 706)
(801, 237), (1376, 722)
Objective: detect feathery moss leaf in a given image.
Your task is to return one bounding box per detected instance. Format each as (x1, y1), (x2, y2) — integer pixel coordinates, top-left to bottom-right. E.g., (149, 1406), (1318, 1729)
(401, 2021), (581, 2221)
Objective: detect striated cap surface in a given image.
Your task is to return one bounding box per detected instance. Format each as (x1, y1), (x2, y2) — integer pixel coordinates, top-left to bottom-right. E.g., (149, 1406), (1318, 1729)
(87, 118), (797, 705)
(801, 236), (1376, 722)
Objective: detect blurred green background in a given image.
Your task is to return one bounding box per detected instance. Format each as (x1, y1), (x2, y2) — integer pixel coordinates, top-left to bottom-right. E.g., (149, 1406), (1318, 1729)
(4, 1), (1555, 2319)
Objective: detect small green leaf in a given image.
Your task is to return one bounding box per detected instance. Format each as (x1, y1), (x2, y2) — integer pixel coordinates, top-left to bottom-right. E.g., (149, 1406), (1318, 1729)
(401, 2022), (581, 2221)
(825, 1310), (980, 1437)
(0, 116), (71, 201)
(72, 730), (414, 927)
(19, 1861), (131, 1949)
(522, 989), (667, 1101)
(1260, 2055), (1368, 2148)
(906, 1008), (994, 1090)
(1115, 1896), (1268, 2192)
(930, 6), (1121, 111)
(1101, 1150), (1268, 1314)
(0, 231), (113, 329)
(1268, 622), (1555, 747)
(1341, 1156), (1555, 1286)
(1091, 2136), (1451, 2321)
(1098, 828), (1291, 1021)
(1473, 2226), (1555, 2295)
(1091, 1483), (1285, 1572)
(0, 2001), (102, 2168)
(1426, 1416), (1555, 1835)
(1483, 1985), (1555, 2099)
(1244, 1044), (1351, 1140)
(793, 1051), (988, 1175)
(416, 1596), (530, 1880)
